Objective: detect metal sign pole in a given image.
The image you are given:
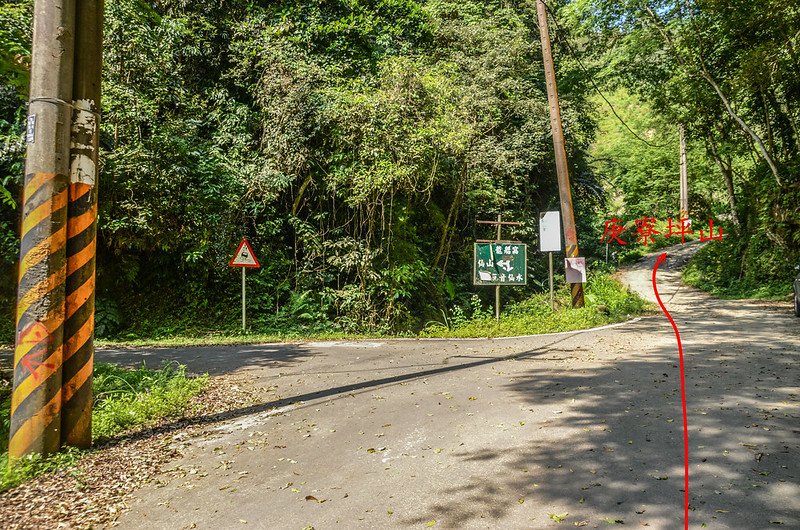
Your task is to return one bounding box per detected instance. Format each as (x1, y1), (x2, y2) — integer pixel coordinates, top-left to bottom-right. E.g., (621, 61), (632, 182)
(549, 251), (554, 310)
(229, 238), (260, 334)
(476, 217), (523, 321)
(495, 214), (501, 321)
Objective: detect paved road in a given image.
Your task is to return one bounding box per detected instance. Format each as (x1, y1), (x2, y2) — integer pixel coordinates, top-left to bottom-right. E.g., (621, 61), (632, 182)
(100, 247), (799, 528)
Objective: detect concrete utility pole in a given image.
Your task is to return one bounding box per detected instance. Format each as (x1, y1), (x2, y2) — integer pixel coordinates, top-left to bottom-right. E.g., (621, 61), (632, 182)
(62, 0), (103, 449)
(679, 124), (689, 219)
(9, 0), (77, 459)
(9, 0), (102, 460)
(536, 0), (584, 308)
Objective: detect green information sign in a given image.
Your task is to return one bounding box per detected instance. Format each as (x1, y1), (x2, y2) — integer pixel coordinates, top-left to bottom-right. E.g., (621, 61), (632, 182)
(473, 242), (527, 286)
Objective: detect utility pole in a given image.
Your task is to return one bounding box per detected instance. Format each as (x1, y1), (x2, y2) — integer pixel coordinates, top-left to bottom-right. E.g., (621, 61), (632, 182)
(679, 124), (689, 220)
(536, 0), (584, 308)
(9, 0), (76, 459)
(62, 0), (103, 449)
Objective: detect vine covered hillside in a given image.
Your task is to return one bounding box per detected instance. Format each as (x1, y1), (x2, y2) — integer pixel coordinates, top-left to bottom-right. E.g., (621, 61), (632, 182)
(1, 0), (797, 341)
(1, 0), (605, 339)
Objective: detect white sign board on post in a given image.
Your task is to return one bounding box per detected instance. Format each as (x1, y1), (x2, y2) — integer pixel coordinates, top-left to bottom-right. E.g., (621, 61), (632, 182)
(540, 211), (562, 310)
(539, 211), (562, 252)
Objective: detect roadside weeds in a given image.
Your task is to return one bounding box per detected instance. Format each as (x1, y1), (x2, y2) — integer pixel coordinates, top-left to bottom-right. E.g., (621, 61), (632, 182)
(0, 371), (264, 529)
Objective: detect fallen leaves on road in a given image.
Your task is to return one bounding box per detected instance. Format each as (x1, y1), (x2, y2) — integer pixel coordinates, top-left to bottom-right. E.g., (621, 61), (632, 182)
(0, 373), (264, 530)
(305, 495), (326, 503)
(549, 512), (569, 523)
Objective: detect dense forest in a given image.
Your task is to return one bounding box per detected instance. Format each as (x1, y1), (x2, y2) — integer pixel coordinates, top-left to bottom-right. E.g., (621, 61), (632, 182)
(0, 0), (797, 341)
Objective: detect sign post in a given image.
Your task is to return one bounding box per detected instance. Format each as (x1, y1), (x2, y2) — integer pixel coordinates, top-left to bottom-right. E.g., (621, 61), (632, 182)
(476, 216), (524, 320)
(472, 241), (527, 321)
(549, 252), (554, 309)
(229, 238), (261, 332)
(539, 211), (562, 310)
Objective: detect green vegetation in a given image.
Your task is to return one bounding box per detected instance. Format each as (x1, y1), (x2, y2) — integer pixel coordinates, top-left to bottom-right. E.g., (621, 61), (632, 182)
(572, 0), (799, 296)
(683, 240), (794, 300)
(425, 273), (650, 337)
(91, 363), (207, 442)
(1, 0), (605, 342)
(0, 1), (797, 344)
(0, 362), (207, 492)
(96, 273), (650, 346)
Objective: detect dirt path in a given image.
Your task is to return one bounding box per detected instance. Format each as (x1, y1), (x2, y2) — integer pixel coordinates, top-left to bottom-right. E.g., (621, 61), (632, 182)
(100, 245), (799, 530)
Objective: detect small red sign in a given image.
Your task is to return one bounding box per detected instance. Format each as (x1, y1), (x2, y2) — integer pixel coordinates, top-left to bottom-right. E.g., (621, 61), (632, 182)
(229, 238), (260, 268)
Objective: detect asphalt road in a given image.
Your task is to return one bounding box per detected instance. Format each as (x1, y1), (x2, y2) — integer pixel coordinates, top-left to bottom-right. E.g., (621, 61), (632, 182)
(9, 244), (798, 529)
(100, 245), (799, 529)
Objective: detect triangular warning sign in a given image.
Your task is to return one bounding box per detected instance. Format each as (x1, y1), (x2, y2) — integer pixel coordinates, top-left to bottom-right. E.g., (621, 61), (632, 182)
(229, 238), (260, 268)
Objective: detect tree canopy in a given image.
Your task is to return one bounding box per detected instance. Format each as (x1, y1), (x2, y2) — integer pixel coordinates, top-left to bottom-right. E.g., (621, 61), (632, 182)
(0, 0), (797, 340)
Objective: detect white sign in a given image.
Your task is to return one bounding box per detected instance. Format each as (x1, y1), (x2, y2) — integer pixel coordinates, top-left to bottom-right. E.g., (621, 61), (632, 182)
(26, 115), (36, 144)
(564, 257), (587, 283)
(539, 211), (562, 252)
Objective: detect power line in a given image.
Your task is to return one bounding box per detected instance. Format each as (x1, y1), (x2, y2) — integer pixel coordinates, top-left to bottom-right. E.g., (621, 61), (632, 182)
(541, 1), (671, 149)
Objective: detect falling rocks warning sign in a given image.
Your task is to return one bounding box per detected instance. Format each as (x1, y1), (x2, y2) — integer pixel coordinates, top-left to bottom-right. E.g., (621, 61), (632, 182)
(229, 238), (260, 268)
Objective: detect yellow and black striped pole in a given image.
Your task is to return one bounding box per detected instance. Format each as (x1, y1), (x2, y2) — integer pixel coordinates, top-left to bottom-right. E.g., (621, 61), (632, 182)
(61, 0), (102, 449)
(9, 0), (76, 459)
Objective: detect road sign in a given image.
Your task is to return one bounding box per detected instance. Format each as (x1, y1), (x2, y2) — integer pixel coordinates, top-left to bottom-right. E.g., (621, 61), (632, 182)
(230, 238), (259, 333)
(229, 238), (260, 268)
(473, 242), (527, 286)
(564, 257), (586, 283)
(539, 211), (562, 252)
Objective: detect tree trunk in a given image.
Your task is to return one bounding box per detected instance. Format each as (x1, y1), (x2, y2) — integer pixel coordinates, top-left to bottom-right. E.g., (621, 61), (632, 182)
(760, 90), (775, 157)
(433, 163), (467, 275)
(707, 135), (740, 227)
(642, 5), (782, 186)
(700, 69), (782, 186)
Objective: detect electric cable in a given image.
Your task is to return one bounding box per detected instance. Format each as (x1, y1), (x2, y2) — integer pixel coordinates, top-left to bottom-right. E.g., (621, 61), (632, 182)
(541, 0), (671, 149)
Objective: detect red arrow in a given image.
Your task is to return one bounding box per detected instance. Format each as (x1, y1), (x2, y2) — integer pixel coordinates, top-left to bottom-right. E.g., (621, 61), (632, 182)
(21, 349), (55, 380)
(652, 253), (689, 530)
(18, 322), (54, 380)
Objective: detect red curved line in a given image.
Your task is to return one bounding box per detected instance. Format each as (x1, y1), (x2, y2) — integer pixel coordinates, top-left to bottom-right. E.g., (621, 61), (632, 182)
(652, 253), (689, 530)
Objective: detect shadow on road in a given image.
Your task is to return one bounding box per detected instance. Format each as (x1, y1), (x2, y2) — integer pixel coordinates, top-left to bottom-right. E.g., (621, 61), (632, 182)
(101, 333), (585, 447)
(95, 343), (322, 375)
(403, 289), (800, 528)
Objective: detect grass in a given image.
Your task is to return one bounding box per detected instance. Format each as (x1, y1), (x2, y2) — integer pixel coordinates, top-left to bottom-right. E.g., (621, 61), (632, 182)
(420, 273), (653, 338)
(0, 362), (207, 492)
(97, 330), (390, 348)
(93, 274), (651, 347)
(91, 363), (208, 442)
(682, 238), (794, 300)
